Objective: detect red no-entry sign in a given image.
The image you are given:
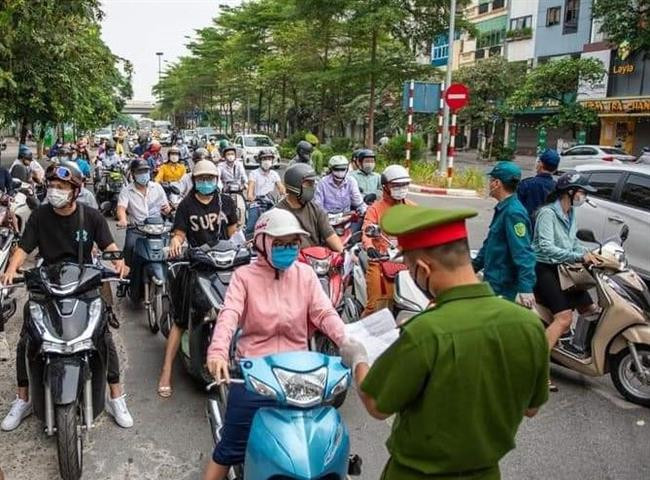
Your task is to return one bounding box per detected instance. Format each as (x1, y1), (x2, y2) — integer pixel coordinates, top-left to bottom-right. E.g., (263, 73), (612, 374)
(444, 83), (470, 111)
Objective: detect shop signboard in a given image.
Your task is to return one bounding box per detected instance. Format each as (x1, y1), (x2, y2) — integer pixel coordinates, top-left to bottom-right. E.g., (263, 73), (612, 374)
(537, 127), (547, 154)
(581, 97), (650, 114)
(577, 49), (611, 100)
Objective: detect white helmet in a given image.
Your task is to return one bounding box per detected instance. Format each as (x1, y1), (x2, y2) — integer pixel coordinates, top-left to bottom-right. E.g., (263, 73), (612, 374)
(192, 160), (219, 177)
(254, 208), (309, 239)
(381, 164), (411, 185)
(328, 155), (349, 169)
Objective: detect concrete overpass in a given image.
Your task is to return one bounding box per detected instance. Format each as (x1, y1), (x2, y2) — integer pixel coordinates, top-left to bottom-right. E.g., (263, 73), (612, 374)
(122, 99), (156, 115)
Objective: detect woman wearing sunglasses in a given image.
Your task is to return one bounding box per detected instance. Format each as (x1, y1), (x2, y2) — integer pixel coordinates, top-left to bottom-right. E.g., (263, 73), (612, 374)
(202, 208), (356, 480)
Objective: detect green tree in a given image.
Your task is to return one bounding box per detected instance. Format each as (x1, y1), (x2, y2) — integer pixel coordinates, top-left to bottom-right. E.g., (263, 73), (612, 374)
(593, 0), (650, 51)
(508, 58), (606, 130)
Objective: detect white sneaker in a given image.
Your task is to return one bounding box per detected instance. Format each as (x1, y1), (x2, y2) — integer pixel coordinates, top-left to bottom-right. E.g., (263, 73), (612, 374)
(106, 394), (133, 428)
(0, 332), (9, 361)
(1, 396), (32, 431)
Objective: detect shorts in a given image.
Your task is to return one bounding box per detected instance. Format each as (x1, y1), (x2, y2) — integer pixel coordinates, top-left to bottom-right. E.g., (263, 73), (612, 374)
(534, 262), (593, 315)
(212, 384), (277, 466)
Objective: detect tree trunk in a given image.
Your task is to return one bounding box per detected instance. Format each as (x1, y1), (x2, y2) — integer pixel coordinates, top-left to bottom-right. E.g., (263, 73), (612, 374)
(280, 77), (287, 140)
(256, 89), (263, 132)
(19, 120), (28, 144)
(267, 93), (273, 135)
(366, 28), (378, 148)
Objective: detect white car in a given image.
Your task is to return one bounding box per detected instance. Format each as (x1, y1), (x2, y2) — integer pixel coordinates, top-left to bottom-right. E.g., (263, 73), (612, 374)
(93, 128), (113, 146)
(574, 164), (650, 280)
(559, 145), (637, 172)
(232, 134), (280, 169)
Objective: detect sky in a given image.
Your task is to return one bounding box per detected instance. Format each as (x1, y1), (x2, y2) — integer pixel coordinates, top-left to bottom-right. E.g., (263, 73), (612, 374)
(100, 0), (239, 101)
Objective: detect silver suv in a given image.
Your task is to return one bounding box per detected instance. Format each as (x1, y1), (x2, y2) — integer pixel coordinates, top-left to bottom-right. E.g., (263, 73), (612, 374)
(574, 164), (650, 280)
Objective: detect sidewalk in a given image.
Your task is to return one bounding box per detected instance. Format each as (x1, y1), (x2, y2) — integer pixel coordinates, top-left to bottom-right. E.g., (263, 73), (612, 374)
(431, 150), (538, 177)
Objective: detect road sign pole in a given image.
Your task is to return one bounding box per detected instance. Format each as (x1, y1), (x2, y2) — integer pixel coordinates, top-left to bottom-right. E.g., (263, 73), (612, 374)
(447, 112), (457, 188)
(405, 80), (415, 168)
(436, 82), (445, 165)
(440, 0), (457, 175)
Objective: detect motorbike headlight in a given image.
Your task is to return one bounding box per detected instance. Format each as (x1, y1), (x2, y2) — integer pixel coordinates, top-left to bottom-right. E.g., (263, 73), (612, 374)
(310, 258), (331, 276)
(139, 224), (166, 235)
(273, 366), (326, 407)
(89, 298), (102, 324)
(42, 339), (94, 354)
(249, 375), (278, 399)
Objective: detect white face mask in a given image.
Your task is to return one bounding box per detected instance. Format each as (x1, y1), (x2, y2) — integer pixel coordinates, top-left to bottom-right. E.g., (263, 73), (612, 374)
(225, 154), (236, 163)
(47, 188), (71, 208)
(169, 155), (180, 163)
(332, 169), (347, 180)
(261, 159), (272, 170)
(390, 185), (409, 200)
(573, 193), (586, 207)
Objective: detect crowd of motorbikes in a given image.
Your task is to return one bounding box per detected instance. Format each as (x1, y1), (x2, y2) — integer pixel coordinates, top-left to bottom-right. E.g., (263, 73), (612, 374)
(2, 139), (650, 480)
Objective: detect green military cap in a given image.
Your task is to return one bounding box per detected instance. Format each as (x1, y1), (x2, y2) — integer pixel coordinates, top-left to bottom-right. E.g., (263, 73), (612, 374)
(381, 204), (478, 251)
(487, 161), (521, 183)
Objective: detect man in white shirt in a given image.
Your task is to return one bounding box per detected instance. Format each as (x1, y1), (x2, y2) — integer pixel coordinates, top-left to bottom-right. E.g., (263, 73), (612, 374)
(116, 159), (170, 265)
(245, 149), (285, 235)
(10, 145), (44, 184)
(219, 145), (247, 189)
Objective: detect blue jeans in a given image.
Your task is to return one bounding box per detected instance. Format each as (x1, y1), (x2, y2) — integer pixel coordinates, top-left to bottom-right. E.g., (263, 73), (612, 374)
(123, 228), (143, 266)
(245, 206), (262, 236)
(212, 384), (277, 465)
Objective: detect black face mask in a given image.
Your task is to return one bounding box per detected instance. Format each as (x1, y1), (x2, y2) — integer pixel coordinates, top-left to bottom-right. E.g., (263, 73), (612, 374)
(412, 264), (435, 301)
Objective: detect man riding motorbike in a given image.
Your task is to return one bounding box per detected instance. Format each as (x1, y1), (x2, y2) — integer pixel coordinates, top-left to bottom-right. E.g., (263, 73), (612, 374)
(132, 133), (149, 157)
(11, 145), (44, 185)
(245, 148), (285, 235)
(278, 163), (343, 252)
(289, 140), (314, 167)
(143, 140), (164, 175)
(177, 138), (191, 165)
(117, 159), (171, 265)
(155, 146), (187, 183)
(350, 149), (381, 198)
(361, 165), (416, 316)
(203, 208), (355, 480)
(157, 160), (239, 397)
(99, 139), (122, 170)
(219, 145), (247, 188)
(0, 161), (133, 431)
(315, 155), (366, 219)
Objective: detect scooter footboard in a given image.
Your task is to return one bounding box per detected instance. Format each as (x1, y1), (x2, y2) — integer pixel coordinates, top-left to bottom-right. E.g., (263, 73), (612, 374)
(244, 406), (350, 479)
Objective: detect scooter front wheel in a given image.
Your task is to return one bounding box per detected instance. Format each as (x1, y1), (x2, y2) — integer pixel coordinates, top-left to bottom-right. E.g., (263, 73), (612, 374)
(610, 345), (650, 407)
(55, 403), (83, 480)
(147, 283), (160, 334)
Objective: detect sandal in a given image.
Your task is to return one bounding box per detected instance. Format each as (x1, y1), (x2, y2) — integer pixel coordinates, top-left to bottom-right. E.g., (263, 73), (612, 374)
(548, 379), (559, 392)
(157, 385), (173, 398)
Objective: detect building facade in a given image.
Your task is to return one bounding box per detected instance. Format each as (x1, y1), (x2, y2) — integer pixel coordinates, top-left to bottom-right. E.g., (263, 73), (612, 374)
(534, 0), (593, 61)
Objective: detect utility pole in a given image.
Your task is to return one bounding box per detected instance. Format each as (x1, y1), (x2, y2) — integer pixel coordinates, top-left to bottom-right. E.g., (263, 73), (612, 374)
(439, 0), (456, 174)
(155, 52), (164, 84)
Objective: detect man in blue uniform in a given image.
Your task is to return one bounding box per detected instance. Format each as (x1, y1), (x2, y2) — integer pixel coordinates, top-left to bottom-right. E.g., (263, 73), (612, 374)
(517, 149), (560, 223)
(473, 161), (536, 307)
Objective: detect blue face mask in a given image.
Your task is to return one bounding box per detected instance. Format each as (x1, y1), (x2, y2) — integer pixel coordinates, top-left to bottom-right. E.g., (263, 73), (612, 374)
(196, 180), (217, 195)
(270, 245), (299, 270)
(135, 172), (150, 185)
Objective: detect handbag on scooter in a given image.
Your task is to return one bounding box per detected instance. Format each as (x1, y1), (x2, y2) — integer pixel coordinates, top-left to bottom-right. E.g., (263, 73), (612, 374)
(380, 261), (408, 280)
(558, 263), (596, 291)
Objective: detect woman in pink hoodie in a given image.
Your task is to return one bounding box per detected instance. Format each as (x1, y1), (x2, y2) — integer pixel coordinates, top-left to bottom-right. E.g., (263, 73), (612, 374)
(203, 208), (350, 480)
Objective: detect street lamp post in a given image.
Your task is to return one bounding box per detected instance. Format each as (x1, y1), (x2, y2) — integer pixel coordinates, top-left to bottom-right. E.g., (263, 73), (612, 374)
(439, 0), (457, 175)
(155, 52), (164, 84)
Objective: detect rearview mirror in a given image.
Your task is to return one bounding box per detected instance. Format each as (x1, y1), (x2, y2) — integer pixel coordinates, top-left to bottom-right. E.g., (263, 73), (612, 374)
(102, 250), (123, 261)
(577, 229), (597, 243)
(363, 193), (377, 205)
(620, 224), (630, 244)
(11, 178), (22, 189)
(365, 224), (381, 238)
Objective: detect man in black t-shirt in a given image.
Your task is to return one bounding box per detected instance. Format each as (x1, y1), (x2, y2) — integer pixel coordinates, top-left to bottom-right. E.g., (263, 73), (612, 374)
(159, 160), (238, 397)
(0, 162), (134, 432)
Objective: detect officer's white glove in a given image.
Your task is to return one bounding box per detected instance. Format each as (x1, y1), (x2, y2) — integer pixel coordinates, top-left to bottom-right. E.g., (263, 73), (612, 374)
(516, 293), (536, 309)
(339, 337), (369, 372)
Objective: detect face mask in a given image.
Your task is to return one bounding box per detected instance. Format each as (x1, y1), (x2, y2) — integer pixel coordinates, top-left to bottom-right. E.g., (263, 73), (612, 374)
(261, 159), (272, 170)
(411, 264), (435, 301)
(332, 168), (347, 180)
(47, 188), (71, 208)
(169, 155), (180, 163)
(573, 193), (586, 207)
(135, 172), (150, 185)
(362, 162), (375, 174)
(270, 244), (299, 270)
(299, 186), (315, 204)
(390, 185), (409, 201)
(225, 154), (236, 163)
(196, 179), (217, 195)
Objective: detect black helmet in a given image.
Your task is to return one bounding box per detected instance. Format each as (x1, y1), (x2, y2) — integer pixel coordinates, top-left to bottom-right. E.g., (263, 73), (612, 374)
(556, 171), (597, 193)
(257, 148), (275, 160)
(46, 160), (84, 189)
(222, 144), (237, 156)
(130, 158), (150, 173)
(284, 163), (317, 195)
(193, 147), (209, 161)
(106, 139), (116, 150)
(138, 133), (148, 144)
(356, 148), (375, 163)
(296, 140), (314, 162)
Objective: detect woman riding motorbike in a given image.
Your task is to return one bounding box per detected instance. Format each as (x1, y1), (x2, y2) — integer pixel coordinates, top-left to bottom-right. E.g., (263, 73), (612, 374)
(532, 171), (600, 388)
(203, 208), (353, 480)
(155, 146), (187, 183)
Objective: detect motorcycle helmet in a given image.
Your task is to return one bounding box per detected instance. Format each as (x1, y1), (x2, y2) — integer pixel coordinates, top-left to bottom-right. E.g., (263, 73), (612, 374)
(18, 144), (33, 160)
(284, 163), (318, 200)
(192, 160), (219, 178)
(149, 140), (161, 153)
(130, 158), (150, 173)
(356, 149), (376, 164)
(328, 155), (349, 170)
(45, 160), (84, 193)
(257, 148), (275, 160)
(168, 145), (181, 158)
(381, 164), (411, 186)
(219, 139), (230, 153)
(193, 147), (209, 161)
(222, 144), (237, 157)
(254, 208), (309, 240)
(296, 140), (314, 162)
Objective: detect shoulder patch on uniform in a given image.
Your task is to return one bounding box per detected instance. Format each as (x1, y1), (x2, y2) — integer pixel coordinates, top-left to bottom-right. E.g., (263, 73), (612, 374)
(514, 222), (527, 237)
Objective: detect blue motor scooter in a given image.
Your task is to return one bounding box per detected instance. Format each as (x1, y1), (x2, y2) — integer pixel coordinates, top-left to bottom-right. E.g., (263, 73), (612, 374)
(206, 351), (362, 479)
(127, 216), (173, 336)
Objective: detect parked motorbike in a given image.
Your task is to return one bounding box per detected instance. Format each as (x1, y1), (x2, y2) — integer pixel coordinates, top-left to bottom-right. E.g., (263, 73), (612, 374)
(125, 217), (173, 336)
(14, 257), (127, 480)
(169, 241), (252, 384)
(535, 226), (650, 406)
(206, 351), (362, 480)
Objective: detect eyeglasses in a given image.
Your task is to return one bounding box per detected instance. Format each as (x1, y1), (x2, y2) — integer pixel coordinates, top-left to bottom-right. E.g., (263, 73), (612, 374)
(272, 239), (300, 248)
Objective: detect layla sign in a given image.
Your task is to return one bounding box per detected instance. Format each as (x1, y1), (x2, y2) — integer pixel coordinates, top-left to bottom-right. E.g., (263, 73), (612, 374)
(612, 64), (635, 75)
(582, 98), (650, 114)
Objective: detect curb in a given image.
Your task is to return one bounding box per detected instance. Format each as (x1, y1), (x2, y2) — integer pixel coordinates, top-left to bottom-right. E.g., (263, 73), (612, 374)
(409, 184), (480, 198)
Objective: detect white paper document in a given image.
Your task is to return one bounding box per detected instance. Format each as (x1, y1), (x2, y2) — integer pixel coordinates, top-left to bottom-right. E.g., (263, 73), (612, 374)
(344, 308), (399, 364)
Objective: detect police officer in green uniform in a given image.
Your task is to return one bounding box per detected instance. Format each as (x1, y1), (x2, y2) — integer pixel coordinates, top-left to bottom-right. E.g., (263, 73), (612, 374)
(340, 205), (549, 480)
(473, 161), (537, 308)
